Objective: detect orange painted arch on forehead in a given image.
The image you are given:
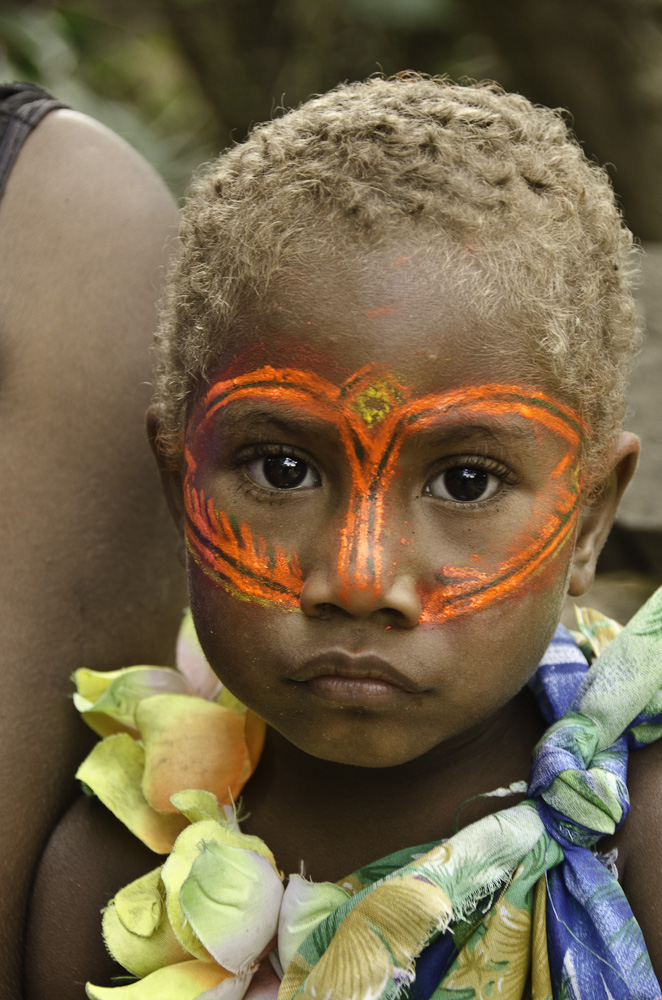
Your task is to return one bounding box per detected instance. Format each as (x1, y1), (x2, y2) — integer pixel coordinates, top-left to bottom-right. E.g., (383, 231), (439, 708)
(184, 365), (586, 623)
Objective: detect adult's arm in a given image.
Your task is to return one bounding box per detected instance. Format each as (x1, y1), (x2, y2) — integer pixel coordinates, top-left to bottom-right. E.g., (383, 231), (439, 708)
(0, 108), (186, 997)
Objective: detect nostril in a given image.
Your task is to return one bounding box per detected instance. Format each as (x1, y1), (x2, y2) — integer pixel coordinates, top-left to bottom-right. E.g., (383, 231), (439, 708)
(314, 602), (342, 621)
(382, 606), (419, 629)
(300, 571), (422, 626)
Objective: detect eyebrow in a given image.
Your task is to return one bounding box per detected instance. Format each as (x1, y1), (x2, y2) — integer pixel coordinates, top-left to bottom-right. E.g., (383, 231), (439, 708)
(214, 404), (339, 436)
(214, 397), (539, 447)
(411, 419), (536, 445)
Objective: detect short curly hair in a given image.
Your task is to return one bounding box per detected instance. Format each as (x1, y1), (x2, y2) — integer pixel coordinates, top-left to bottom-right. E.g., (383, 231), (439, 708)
(154, 74), (640, 480)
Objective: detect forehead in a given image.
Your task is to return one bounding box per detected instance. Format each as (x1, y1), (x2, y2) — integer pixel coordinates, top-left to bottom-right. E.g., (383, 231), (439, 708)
(211, 237), (554, 398)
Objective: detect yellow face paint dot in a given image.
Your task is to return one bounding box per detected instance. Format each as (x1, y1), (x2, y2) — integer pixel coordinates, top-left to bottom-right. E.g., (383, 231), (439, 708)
(351, 378), (403, 428)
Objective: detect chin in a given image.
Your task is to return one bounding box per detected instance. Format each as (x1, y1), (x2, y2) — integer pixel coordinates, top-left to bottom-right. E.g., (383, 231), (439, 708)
(279, 718), (431, 770)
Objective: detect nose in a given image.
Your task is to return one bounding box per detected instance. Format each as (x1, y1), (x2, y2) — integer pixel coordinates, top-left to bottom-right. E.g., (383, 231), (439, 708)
(299, 568), (422, 627)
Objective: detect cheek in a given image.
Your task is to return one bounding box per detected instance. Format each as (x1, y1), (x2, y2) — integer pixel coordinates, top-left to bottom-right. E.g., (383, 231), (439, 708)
(186, 558), (291, 694)
(419, 477), (580, 626)
(183, 462), (306, 612)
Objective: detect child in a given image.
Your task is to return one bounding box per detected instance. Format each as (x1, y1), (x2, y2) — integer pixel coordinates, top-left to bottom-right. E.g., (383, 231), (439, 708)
(28, 75), (662, 999)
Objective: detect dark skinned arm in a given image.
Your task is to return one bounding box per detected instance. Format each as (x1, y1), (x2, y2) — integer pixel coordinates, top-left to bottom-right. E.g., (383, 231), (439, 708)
(0, 108), (186, 998)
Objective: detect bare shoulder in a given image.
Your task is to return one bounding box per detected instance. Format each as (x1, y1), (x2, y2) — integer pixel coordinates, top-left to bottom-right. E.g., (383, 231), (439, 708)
(0, 106), (185, 662)
(0, 106), (177, 249)
(0, 105), (185, 995)
(25, 792), (158, 1000)
(611, 738), (662, 980)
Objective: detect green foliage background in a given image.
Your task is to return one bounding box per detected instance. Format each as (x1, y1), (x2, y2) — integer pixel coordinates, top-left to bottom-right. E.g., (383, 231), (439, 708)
(1, 0), (661, 238)
(0, 0), (503, 196)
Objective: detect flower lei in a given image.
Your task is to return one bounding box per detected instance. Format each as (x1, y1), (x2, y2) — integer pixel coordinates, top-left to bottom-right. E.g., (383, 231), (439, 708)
(74, 593), (662, 1000)
(75, 614), (349, 999)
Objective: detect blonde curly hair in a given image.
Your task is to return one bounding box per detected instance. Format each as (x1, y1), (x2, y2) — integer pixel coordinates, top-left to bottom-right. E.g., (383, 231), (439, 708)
(154, 74), (640, 480)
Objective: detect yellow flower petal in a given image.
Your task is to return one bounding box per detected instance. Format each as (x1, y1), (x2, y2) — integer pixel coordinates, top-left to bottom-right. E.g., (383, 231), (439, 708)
(278, 875), (349, 972)
(73, 668), (138, 738)
(114, 867), (164, 937)
(73, 667), (194, 738)
(161, 821), (278, 963)
(76, 734), (187, 853)
(102, 868), (191, 978)
(176, 611), (222, 701)
(74, 667), (126, 702)
(170, 790), (228, 826)
(170, 791), (242, 833)
(217, 687), (249, 714)
(180, 841), (284, 973)
(136, 695), (254, 812)
(85, 959), (249, 999)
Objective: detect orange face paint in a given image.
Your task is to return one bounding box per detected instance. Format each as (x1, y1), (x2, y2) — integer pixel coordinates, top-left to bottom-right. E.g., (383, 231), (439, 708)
(184, 365), (585, 623)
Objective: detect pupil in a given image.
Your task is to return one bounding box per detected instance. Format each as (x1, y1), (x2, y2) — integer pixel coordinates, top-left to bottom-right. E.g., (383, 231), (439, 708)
(263, 455), (307, 489)
(444, 467), (489, 501)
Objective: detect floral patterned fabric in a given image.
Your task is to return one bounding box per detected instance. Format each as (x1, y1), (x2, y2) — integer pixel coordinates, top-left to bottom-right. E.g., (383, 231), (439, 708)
(74, 589), (662, 1000)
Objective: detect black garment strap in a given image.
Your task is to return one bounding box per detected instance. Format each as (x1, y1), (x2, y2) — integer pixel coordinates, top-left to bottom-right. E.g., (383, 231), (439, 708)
(0, 82), (69, 202)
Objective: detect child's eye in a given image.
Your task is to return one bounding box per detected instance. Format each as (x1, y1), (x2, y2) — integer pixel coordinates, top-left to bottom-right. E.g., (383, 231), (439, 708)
(424, 464), (503, 503)
(245, 451), (321, 491)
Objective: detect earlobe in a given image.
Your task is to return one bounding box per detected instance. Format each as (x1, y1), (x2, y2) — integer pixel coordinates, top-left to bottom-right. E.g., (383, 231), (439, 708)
(568, 432), (640, 596)
(146, 404), (187, 565)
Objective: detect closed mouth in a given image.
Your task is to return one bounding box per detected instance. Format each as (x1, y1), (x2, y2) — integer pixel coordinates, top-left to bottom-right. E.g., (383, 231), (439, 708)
(287, 650), (426, 694)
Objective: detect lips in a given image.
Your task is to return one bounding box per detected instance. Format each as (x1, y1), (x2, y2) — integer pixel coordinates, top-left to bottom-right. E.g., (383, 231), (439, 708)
(287, 650), (427, 704)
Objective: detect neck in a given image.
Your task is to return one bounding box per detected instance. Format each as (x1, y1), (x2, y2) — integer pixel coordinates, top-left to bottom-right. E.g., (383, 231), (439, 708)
(241, 688), (545, 881)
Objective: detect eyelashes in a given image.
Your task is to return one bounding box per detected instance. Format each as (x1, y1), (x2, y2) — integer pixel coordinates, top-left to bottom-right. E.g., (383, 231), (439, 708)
(423, 455), (516, 505)
(235, 443), (321, 500)
(235, 442), (515, 506)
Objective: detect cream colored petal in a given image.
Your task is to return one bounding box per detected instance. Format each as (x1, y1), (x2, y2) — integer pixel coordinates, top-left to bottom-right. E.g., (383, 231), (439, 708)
(161, 824), (219, 962)
(85, 960), (249, 1000)
(277, 875), (349, 972)
(168, 815), (277, 868)
(76, 735), (187, 853)
(162, 822), (279, 964)
(176, 611), (223, 701)
(180, 842), (284, 974)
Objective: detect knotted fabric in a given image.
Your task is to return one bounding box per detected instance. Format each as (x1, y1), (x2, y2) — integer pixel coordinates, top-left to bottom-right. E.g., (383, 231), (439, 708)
(75, 592), (662, 1000)
(279, 589), (662, 1000)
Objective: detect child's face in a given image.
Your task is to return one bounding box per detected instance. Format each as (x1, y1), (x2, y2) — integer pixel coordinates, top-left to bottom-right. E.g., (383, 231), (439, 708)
(180, 241), (596, 768)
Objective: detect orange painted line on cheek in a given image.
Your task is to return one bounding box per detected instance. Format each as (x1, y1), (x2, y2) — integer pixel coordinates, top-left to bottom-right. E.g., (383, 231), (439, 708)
(184, 367), (344, 608)
(185, 367), (585, 621)
(419, 462), (582, 623)
(422, 509), (578, 621)
(184, 481), (303, 607)
(389, 389), (583, 624)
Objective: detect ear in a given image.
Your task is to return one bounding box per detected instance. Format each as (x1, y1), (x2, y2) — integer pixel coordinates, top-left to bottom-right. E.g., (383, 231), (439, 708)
(568, 431), (640, 597)
(146, 404), (187, 566)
